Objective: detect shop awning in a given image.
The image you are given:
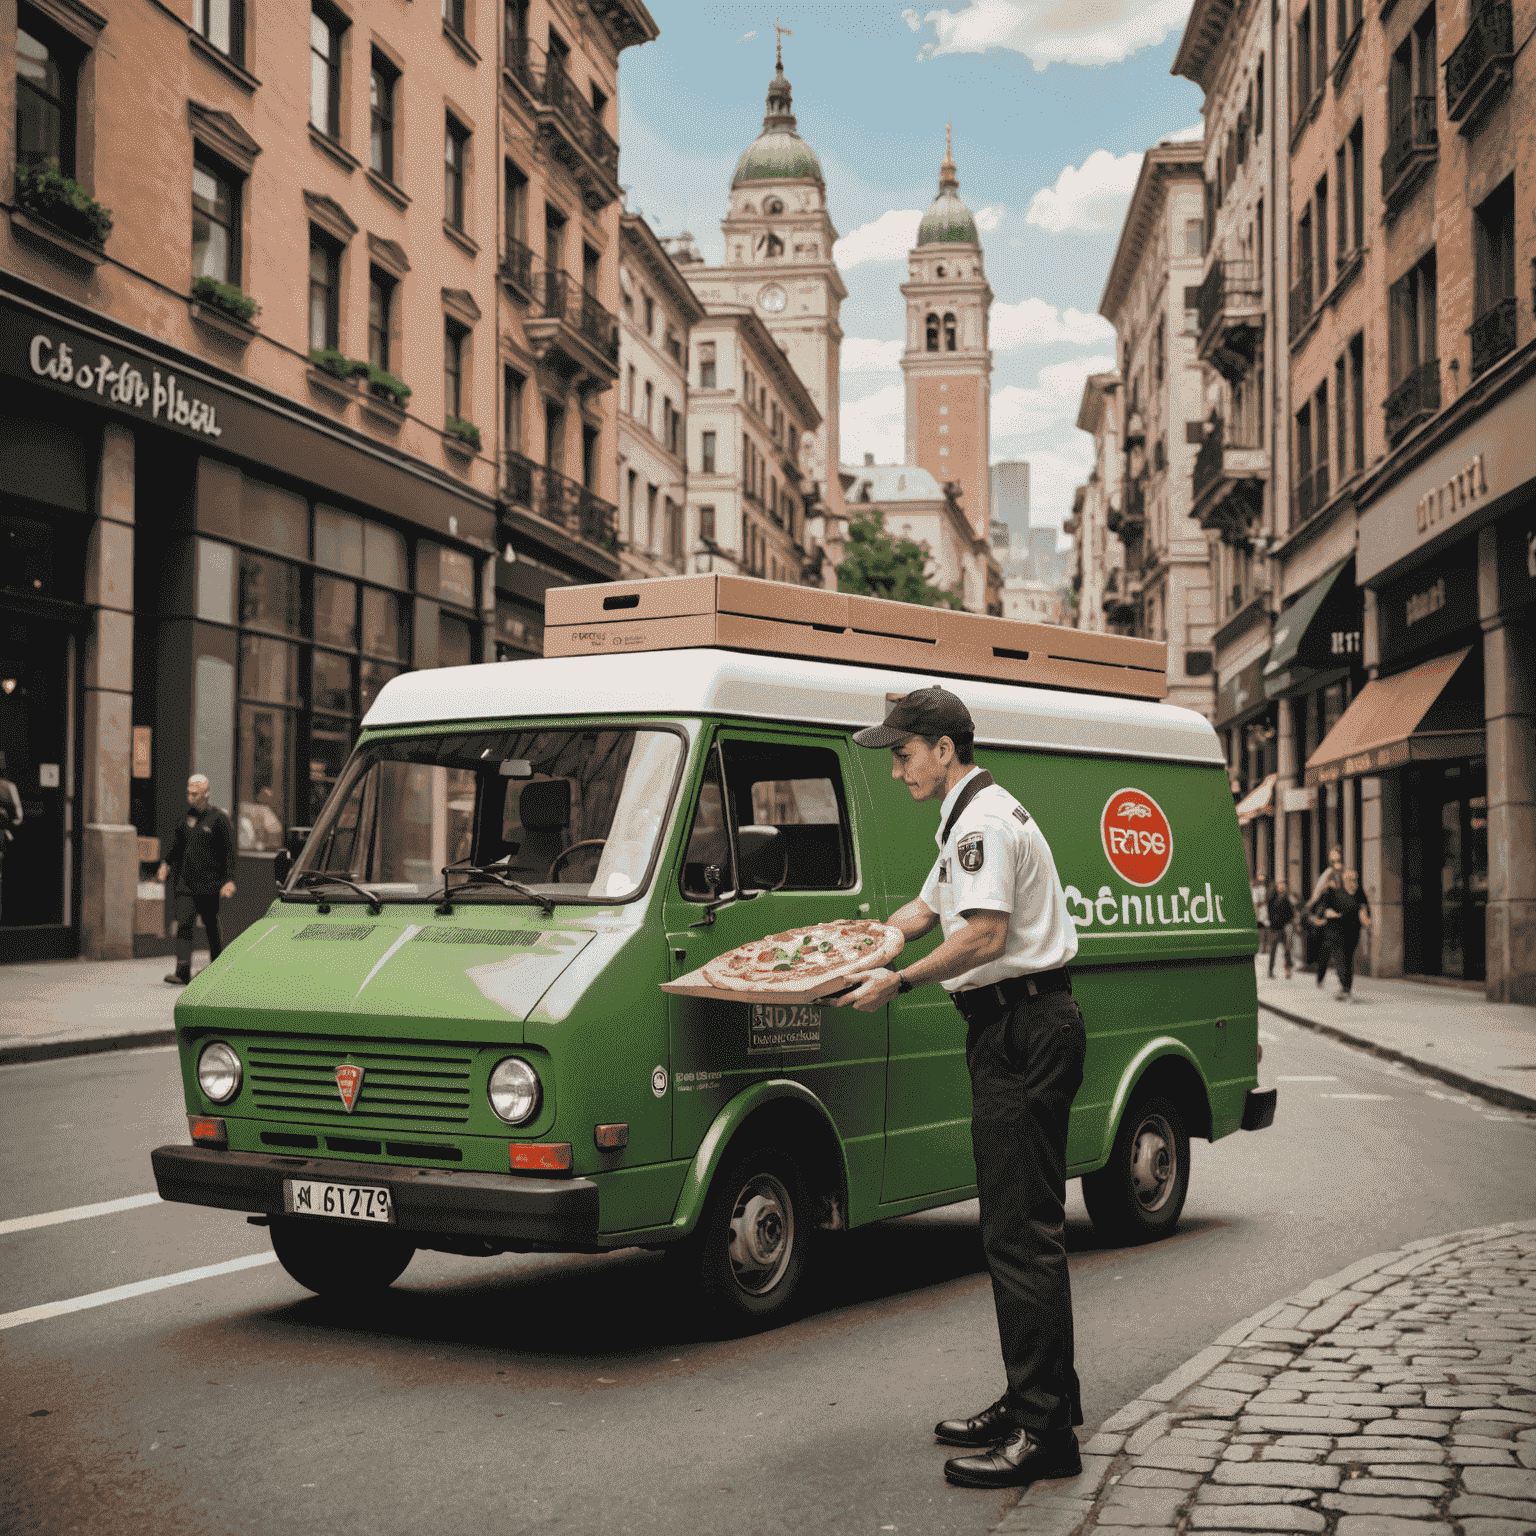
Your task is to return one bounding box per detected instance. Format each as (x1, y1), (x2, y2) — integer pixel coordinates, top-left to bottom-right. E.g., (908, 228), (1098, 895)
(1234, 772), (1276, 824)
(1263, 557), (1359, 699)
(1305, 648), (1484, 785)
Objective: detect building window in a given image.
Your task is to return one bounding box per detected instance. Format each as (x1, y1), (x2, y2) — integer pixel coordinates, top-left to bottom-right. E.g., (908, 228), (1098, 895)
(943, 312), (957, 350)
(504, 158), (528, 246)
(1471, 177), (1516, 379)
(1389, 249), (1437, 387)
(701, 430), (716, 473)
(665, 399), (680, 456)
(1314, 175), (1328, 294)
(442, 0), (465, 37)
(699, 342), (716, 389)
(1184, 218), (1204, 257)
(644, 484), (657, 550)
(504, 366), (524, 453)
(444, 319), (467, 421)
(1296, 8), (1313, 111)
(665, 326), (682, 365)
(308, 230), (341, 352)
(624, 364), (635, 416)
(368, 269), (394, 371)
(664, 498), (683, 560)
(643, 294), (654, 335)
(310, 5), (344, 139)
(444, 116), (469, 230)
(1297, 205), (1314, 306)
(699, 505), (715, 542)
(369, 54), (397, 182)
(643, 379), (653, 430)
(15, 8), (77, 175)
(925, 312), (939, 352)
(192, 152), (240, 286)
(193, 0), (244, 64)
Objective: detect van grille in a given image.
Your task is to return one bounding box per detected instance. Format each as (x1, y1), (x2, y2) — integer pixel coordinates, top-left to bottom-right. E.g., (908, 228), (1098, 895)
(293, 924), (378, 941)
(413, 927), (540, 946)
(244, 1038), (474, 1126)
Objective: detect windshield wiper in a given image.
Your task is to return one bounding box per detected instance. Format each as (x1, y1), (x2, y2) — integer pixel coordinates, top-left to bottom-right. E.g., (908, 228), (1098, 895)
(429, 862), (556, 919)
(292, 870), (383, 915)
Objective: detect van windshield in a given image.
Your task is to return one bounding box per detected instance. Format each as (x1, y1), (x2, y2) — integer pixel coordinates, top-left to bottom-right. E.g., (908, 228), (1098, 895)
(289, 727), (684, 905)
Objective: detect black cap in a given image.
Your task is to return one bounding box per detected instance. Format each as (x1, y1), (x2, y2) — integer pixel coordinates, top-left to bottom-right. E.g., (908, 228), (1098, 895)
(852, 685), (973, 749)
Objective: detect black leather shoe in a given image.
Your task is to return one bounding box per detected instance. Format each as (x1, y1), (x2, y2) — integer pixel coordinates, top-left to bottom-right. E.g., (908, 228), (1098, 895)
(943, 1427), (1081, 1489)
(164, 972), (190, 985)
(934, 1394), (1019, 1448)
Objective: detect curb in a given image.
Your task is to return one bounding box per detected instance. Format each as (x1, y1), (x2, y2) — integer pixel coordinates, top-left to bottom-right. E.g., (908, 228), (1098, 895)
(0, 1030), (176, 1067)
(991, 1217), (1536, 1536)
(1257, 998), (1536, 1115)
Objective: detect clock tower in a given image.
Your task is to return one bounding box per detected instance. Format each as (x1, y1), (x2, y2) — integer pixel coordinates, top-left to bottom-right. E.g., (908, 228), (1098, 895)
(682, 41), (847, 520)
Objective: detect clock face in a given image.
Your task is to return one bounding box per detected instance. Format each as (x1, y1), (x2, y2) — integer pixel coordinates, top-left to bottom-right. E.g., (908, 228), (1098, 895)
(758, 284), (788, 314)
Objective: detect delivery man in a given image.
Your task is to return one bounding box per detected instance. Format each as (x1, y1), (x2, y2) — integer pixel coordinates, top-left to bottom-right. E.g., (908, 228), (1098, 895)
(847, 685), (1086, 1490)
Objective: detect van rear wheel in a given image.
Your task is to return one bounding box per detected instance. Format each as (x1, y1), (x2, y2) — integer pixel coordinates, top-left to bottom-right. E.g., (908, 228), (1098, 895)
(1082, 1095), (1190, 1246)
(270, 1216), (415, 1296)
(668, 1145), (811, 1330)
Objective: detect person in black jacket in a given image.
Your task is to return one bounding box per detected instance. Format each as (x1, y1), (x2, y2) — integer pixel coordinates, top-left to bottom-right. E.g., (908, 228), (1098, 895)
(156, 774), (237, 985)
(1311, 870), (1372, 999)
(1267, 881), (1296, 978)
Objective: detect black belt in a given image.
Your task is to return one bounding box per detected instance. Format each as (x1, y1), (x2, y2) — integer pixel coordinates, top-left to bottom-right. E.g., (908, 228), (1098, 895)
(952, 967), (1072, 1021)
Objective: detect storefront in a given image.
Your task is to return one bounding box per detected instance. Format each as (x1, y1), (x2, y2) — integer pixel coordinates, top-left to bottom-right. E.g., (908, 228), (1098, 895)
(1310, 354), (1536, 1003)
(1215, 652), (1276, 882)
(1, 275), (498, 962)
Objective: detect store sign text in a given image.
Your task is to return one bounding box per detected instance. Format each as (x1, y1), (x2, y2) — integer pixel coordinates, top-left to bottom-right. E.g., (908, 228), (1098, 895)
(1405, 576), (1445, 627)
(29, 334), (224, 437)
(1415, 452), (1486, 538)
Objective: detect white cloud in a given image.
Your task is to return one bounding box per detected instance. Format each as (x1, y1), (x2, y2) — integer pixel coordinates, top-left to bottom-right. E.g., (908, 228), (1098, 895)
(834, 209), (923, 269)
(843, 337), (905, 372)
(840, 383), (906, 467)
(975, 204), (1005, 232)
(740, 30), (757, 40)
(991, 297), (1115, 349)
(1159, 122), (1204, 143)
(905, 0), (1193, 70)
(1025, 148), (1143, 234)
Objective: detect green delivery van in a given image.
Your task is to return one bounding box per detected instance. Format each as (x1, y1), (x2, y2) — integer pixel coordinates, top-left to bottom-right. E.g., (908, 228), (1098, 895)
(151, 630), (1277, 1326)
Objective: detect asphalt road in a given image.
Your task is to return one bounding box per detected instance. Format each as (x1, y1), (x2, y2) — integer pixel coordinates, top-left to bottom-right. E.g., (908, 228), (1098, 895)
(4, 1016), (1535, 1536)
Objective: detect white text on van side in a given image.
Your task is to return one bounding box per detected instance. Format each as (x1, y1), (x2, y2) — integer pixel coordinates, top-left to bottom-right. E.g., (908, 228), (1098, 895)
(1064, 882), (1228, 930)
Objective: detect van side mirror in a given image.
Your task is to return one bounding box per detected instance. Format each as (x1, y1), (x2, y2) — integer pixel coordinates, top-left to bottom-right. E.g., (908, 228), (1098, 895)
(272, 847), (293, 889)
(737, 826), (786, 891)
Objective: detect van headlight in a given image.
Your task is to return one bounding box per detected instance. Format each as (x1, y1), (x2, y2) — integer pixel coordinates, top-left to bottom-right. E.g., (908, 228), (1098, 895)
(489, 1058), (541, 1125)
(197, 1041), (242, 1104)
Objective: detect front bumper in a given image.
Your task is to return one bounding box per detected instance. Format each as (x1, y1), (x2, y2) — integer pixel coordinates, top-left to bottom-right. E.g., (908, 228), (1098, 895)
(1241, 1087), (1278, 1131)
(151, 1145), (600, 1245)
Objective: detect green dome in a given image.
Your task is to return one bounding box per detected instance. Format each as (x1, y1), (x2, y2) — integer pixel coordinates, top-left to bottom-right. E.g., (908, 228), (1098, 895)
(914, 125), (979, 245)
(730, 58), (824, 188)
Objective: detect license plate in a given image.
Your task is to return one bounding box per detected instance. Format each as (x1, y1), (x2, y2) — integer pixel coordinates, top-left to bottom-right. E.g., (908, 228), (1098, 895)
(283, 1179), (394, 1224)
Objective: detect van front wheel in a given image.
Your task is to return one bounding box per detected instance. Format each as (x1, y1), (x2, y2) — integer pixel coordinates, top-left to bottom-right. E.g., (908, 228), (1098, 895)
(670, 1146), (811, 1330)
(270, 1216), (416, 1296)
(1081, 1095), (1190, 1246)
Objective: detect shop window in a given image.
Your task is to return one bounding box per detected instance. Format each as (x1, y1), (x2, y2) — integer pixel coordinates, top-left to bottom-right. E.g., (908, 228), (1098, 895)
(364, 523), (407, 588)
(309, 3), (345, 139)
(192, 151), (241, 287)
(16, 7), (79, 176)
(308, 229), (342, 353)
(439, 612), (474, 668)
(444, 115), (469, 230)
(495, 595), (543, 660)
(241, 478), (308, 559)
(239, 553), (302, 636)
(368, 267), (395, 371)
(196, 539), (235, 624)
(194, 0), (244, 64)
(440, 547), (475, 607)
(314, 574), (358, 648)
(369, 53), (398, 182)
(195, 654), (236, 815)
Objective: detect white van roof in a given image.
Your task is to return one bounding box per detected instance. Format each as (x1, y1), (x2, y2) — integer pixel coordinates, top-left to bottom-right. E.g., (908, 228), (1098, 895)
(361, 649), (1225, 767)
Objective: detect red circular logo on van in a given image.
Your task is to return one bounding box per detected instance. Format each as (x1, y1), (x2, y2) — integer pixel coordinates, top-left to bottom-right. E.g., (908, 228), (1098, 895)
(1101, 788), (1173, 887)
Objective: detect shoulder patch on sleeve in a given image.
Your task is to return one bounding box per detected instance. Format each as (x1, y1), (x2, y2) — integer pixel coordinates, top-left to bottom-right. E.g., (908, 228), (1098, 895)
(957, 831), (985, 872)
(1012, 806), (1031, 828)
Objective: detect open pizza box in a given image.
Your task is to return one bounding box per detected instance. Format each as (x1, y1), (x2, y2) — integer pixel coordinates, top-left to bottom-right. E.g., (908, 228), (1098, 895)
(659, 962), (886, 1006)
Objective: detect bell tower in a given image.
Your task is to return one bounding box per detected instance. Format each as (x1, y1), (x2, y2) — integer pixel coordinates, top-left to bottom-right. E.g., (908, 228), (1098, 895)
(900, 126), (993, 538)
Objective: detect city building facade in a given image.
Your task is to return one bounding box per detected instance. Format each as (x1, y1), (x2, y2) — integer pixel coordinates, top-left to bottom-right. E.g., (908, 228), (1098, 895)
(1001, 576), (1065, 626)
(1097, 139), (1216, 717)
(615, 209), (703, 577)
(1067, 371), (1126, 634)
(1, 0), (654, 962)
(841, 455), (982, 606)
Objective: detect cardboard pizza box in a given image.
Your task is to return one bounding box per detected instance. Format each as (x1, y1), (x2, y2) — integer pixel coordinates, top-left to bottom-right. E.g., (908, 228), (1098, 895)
(544, 574), (1167, 701)
(659, 962), (880, 1005)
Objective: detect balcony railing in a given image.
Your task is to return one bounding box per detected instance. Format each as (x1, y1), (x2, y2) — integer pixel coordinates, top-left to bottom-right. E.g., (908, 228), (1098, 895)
(1382, 96), (1438, 209)
(501, 449), (617, 552)
(531, 268), (620, 364)
(542, 59), (620, 180)
(1289, 277), (1313, 339)
(1469, 295), (1516, 381)
(1446, 0), (1514, 127)
(499, 236), (534, 303)
(1384, 358), (1441, 444)
(1196, 258), (1263, 342)
(1291, 463), (1331, 526)
(503, 36), (621, 206)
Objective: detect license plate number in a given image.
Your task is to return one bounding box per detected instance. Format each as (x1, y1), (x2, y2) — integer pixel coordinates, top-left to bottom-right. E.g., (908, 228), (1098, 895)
(283, 1179), (393, 1224)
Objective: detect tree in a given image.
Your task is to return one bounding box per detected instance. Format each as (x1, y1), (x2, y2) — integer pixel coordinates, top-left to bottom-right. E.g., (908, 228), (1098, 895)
(836, 508), (957, 607)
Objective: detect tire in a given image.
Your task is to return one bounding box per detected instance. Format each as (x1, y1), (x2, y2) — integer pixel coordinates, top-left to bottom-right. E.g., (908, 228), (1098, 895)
(667, 1145), (812, 1331)
(1081, 1094), (1190, 1246)
(269, 1216), (416, 1297)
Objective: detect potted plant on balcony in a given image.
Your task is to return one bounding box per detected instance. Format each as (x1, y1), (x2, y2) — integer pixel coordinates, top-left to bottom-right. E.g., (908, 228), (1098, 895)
(13, 161), (112, 261)
(188, 275), (260, 344)
(365, 364), (410, 407)
(444, 415), (482, 453)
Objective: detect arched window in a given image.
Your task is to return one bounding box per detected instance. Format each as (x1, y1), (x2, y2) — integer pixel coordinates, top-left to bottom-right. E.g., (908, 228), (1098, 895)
(766, 232), (784, 257)
(764, 196), (784, 215)
(925, 312), (940, 351)
(944, 312), (957, 351)
(936, 265), (946, 277)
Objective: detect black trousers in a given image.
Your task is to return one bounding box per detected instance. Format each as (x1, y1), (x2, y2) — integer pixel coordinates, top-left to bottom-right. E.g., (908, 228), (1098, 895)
(173, 889), (225, 972)
(1320, 925), (1360, 992)
(965, 987), (1088, 1434)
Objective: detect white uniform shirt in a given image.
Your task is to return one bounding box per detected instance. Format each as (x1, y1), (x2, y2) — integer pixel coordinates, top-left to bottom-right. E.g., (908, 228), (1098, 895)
(917, 767), (1079, 992)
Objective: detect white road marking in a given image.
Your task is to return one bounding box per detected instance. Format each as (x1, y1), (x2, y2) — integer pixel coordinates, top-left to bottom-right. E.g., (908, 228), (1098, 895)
(1321, 1093), (1393, 1100)
(0, 1192), (162, 1237)
(1277, 1075), (1338, 1081)
(0, 1251), (278, 1330)
(1258, 1030), (1279, 1042)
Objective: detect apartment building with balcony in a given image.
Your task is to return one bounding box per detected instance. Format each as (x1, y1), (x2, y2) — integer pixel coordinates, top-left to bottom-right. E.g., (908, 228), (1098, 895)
(1066, 371), (1126, 635)
(681, 304), (821, 584)
(1, 0), (538, 960)
(614, 209), (703, 578)
(492, 0), (658, 658)
(1097, 139), (1215, 716)
(1323, 0), (1534, 1002)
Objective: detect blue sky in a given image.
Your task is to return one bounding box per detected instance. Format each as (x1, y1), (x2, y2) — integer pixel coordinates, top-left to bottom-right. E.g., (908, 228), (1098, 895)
(617, 1), (1207, 542)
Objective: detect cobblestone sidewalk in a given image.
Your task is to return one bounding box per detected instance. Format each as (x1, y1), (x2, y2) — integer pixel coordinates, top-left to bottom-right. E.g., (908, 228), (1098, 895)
(996, 1219), (1536, 1536)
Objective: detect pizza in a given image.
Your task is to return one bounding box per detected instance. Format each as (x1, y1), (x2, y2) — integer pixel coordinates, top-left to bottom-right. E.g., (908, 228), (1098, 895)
(701, 919), (903, 992)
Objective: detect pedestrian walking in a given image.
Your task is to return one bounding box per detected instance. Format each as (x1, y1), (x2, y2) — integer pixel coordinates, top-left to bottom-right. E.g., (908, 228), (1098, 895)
(1305, 846), (1344, 975)
(1312, 869), (1371, 999)
(847, 685), (1085, 1491)
(156, 773), (237, 985)
(0, 751), (22, 917)
(1266, 879), (1295, 978)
